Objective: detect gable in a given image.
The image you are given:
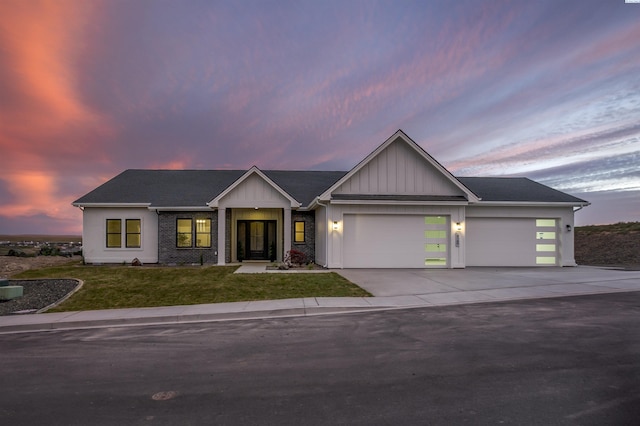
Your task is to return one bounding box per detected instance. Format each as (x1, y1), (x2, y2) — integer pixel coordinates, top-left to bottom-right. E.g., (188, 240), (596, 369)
(330, 132), (470, 198)
(212, 168), (300, 208)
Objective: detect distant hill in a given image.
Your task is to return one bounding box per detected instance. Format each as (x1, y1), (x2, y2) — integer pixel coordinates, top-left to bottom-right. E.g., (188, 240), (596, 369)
(0, 235), (82, 243)
(575, 222), (639, 269)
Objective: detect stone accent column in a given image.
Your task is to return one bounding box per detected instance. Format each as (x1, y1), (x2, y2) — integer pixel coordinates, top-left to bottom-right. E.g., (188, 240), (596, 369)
(284, 207), (292, 258)
(217, 208), (226, 265)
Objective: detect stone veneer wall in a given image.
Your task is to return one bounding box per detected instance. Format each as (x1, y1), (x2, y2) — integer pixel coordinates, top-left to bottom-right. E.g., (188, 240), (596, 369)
(225, 209), (232, 263)
(158, 212), (218, 264)
(291, 211), (315, 263)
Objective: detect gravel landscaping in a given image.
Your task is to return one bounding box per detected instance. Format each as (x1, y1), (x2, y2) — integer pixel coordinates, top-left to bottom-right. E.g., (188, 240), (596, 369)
(0, 279), (80, 316)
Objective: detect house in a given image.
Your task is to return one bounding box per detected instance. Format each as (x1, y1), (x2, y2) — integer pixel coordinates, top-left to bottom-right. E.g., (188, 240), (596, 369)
(73, 130), (589, 268)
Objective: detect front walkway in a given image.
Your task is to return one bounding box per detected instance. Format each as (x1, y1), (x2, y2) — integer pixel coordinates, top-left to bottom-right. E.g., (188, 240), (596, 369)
(1, 266), (639, 334)
(234, 262), (331, 274)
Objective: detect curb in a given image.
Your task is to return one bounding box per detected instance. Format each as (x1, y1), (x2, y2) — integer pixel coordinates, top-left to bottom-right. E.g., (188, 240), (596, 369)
(0, 305), (390, 334)
(37, 278), (84, 313)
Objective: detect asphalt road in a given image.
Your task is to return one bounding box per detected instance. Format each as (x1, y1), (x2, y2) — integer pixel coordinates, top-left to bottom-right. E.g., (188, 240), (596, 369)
(1, 292), (639, 425)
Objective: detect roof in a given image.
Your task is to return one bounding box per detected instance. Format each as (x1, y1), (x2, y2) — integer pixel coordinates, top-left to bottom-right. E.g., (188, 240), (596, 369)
(73, 169), (347, 208)
(74, 170), (587, 208)
(458, 177), (588, 204)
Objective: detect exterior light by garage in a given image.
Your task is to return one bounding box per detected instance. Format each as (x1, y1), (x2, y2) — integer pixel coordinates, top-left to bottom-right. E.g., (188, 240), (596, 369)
(333, 221), (339, 230)
(566, 224), (572, 232)
(455, 222), (462, 231)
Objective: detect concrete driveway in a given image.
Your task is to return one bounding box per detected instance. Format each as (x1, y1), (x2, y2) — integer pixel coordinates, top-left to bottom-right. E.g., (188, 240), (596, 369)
(337, 266), (640, 301)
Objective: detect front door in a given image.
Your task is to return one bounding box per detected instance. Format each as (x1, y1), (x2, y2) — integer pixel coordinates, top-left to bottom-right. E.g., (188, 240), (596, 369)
(237, 220), (277, 261)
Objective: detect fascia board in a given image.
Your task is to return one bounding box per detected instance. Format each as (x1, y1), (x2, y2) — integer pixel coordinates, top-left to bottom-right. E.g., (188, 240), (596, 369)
(152, 206), (213, 211)
(72, 202), (152, 208)
(329, 199), (469, 206)
(471, 201), (590, 207)
(207, 166), (301, 208)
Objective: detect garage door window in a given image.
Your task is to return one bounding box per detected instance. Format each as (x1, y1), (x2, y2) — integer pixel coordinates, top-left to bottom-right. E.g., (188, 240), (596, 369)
(425, 216), (448, 267)
(536, 219), (557, 265)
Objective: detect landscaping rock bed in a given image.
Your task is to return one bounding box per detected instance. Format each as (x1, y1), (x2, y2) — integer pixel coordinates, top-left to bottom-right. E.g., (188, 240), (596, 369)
(0, 279), (79, 316)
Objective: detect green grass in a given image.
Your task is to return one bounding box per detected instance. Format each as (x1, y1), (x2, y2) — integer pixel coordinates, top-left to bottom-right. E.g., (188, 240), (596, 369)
(14, 262), (371, 312)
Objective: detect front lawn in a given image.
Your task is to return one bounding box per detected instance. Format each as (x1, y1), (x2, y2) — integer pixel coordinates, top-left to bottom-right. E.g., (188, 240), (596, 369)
(14, 262), (370, 312)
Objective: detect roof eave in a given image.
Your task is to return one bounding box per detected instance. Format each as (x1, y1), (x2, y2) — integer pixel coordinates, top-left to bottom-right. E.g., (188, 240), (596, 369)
(470, 201), (590, 207)
(330, 199), (469, 206)
(152, 206), (213, 211)
(72, 202), (152, 208)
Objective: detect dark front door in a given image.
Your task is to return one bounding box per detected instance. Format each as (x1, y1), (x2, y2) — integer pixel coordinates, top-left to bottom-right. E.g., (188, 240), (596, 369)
(237, 220), (277, 261)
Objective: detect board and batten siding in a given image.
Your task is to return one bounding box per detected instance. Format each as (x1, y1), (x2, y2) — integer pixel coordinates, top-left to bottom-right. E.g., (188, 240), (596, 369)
(82, 207), (159, 264)
(218, 173), (292, 209)
(332, 138), (463, 196)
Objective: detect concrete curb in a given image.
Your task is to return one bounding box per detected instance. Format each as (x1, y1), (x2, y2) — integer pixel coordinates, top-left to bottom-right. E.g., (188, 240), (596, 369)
(37, 278), (83, 313)
(0, 305), (390, 334)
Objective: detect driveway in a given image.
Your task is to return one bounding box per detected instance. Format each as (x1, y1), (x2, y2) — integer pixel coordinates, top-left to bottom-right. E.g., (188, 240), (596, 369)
(337, 266), (640, 298)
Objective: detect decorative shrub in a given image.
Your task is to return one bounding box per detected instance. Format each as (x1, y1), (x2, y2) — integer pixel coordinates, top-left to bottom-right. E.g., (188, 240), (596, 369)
(284, 249), (307, 266)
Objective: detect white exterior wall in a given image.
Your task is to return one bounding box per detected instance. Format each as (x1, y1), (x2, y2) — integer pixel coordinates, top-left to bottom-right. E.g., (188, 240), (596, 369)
(333, 139), (464, 197)
(465, 205), (576, 267)
(315, 206), (328, 267)
(325, 203), (466, 268)
(218, 173), (291, 209)
(82, 207), (158, 264)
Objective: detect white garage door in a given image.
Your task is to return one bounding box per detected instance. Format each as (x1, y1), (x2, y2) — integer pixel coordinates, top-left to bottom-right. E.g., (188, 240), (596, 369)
(343, 214), (449, 268)
(466, 218), (558, 266)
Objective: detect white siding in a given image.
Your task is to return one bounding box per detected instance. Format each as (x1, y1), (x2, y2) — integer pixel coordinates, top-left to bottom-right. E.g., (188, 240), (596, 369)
(219, 173), (290, 208)
(333, 139), (464, 196)
(315, 206), (328, 266)
(82, 207), (158, 264)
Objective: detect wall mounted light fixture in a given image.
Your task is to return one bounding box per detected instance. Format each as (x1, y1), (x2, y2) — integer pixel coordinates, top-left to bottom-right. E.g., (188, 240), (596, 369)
(566, 224), (572, 232)
(333, 221), (339, 230)
(455, 222), (462, 231)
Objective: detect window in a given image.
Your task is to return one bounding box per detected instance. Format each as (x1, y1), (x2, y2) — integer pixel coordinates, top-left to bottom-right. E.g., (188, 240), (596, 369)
(177, 219), (193, 247)
(425, 230), (446, 239)
(294, 221), (305, 243)
(425, 216), (447, 225)
(196, 219), (211, 248)
(126, 219), (141, 248)
(536, 218), (557, 265)
(106, 219), (121, 248)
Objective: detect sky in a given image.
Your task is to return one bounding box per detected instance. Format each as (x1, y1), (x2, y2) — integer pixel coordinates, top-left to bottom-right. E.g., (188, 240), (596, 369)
(0, 0), (639, 235)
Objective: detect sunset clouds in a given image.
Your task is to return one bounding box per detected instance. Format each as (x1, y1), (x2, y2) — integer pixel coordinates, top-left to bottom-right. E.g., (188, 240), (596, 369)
(1, 0), (639, 233)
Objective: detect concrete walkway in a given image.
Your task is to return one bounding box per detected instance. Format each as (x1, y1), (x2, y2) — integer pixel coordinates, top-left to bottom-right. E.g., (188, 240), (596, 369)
(1, 266), (640, 334)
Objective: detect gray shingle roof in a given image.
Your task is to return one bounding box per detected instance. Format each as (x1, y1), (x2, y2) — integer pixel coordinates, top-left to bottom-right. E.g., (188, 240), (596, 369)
(73, 170), (347, 207)
(73, 170), (587, 208)
(457, 177), (588, 203)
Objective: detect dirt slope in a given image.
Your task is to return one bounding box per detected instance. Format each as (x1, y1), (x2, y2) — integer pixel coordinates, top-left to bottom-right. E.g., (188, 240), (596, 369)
(575, 222), (640, 269)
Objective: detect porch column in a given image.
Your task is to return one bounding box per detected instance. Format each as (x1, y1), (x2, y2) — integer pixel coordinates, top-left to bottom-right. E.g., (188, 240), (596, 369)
(217, 207), (226, 265)
(284, 207), (292, 259)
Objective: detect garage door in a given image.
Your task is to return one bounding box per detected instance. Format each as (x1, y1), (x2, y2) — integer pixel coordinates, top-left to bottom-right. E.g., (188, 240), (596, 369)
(466, 218), (558, 266)
(343, 214), (449, 268)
